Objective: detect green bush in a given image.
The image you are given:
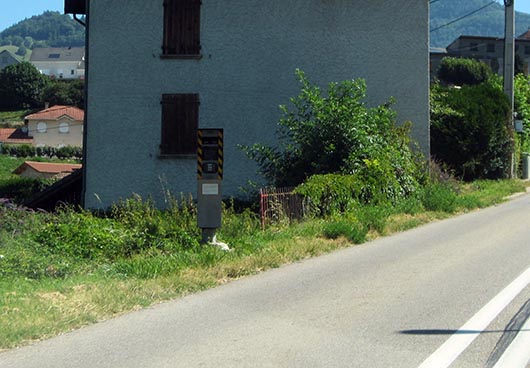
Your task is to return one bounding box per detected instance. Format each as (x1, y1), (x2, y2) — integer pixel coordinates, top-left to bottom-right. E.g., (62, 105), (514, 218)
(41, 79), (84, 109)
(431, 81), (512, 181)
(243, 69), (423, 198)
(322, 216), (367, 244)
(0, 177), (52, 203)
(437, 57), (492, 86)
(34, 211), (136, 262)
(294, 174), (361, 217)
(356, 204), (393, 233)
(1, 144), (82, 159)
(1, 144), (35, 157)
(33, 198), (202, 267)
(421, 183), (458, 213)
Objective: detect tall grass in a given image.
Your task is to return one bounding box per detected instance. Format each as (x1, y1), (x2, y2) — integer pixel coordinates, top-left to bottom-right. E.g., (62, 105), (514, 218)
(0, 179), (528, 349)
(0, 155), (25, 180)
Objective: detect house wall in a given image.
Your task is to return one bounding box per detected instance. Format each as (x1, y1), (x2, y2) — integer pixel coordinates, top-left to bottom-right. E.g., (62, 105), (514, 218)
(84, 0), (429, 209)
(0, 51), (19, 70)
(18, 167), (57, 180)
(28, 117), (83, 147)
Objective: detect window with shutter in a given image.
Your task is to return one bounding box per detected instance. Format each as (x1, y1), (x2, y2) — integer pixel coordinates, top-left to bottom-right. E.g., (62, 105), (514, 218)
(162, 0), (201, 57)
(160, 94), (199, 156)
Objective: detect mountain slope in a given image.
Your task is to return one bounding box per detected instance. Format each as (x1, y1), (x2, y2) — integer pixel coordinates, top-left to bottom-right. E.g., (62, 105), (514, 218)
(431, 0), (530, 47)
(0, 11), (84, 49)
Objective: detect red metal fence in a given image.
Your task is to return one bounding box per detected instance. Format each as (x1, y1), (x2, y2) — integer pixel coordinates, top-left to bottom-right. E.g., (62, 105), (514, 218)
(259, 187), (304, 229)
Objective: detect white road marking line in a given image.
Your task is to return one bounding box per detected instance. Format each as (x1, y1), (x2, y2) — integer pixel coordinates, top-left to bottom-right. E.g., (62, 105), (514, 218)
(492, 316), (530, 368)
(418, 266), (530, 368)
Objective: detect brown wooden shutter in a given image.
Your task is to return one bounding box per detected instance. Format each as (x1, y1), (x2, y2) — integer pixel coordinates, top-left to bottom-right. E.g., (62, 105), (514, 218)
(162, 0), (201, 55)
(161, 94), (199, 155)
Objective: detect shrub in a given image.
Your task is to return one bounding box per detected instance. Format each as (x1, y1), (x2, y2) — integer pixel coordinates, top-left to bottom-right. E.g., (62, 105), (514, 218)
(356, 204), (393, 233)
(430, 81), (512, 181)
(294, 174), (361, 217)
(0, 177), (52, 203)
(2, 144), (82, 159)
(1, 144), (35, 157)
(322, 216), (367, 244)
(243, 69), (423, 197)
(421, 183), (458, 213)
(437, 57), (492, 86)
(109, 195), (200, 253)
(55, 145), (82, 159)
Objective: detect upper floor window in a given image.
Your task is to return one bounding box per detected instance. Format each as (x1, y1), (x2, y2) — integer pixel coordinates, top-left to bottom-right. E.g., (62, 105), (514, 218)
(525, 46), (530, 55)
(487, 43), (495, 53)
(470, 43), (478, 52)
(162, 0), (201, 57)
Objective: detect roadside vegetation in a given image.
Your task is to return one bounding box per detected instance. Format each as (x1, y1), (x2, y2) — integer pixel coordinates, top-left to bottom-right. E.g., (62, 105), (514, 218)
(0, 179), (527, 350)
(2, 67), (530, 350)
(432, 57), (530, 180)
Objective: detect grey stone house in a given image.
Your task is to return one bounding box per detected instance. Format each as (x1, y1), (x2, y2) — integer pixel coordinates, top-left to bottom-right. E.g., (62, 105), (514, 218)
(68, 0), (430, 209)
(0, 50), (21, 70)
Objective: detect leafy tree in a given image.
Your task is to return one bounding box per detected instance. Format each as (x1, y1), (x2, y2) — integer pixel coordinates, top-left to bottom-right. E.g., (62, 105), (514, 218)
(437, 57), (492, 86)
(10, 35), (24, 47)
(243, 70), (422, 203)
(15, 45), (27, 57)
(0, 62), (50, 110)
(430, 81), (512, 180)
(515, 74), (530, 158)
(41, 79), (84, 108)
(23, 36), (34, 49)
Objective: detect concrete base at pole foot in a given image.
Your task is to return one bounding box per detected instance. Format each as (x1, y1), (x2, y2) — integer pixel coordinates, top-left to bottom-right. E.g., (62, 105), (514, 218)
(201, 228), (231, 251)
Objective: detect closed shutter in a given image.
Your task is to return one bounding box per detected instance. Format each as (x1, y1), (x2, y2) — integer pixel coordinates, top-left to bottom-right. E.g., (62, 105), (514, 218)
(161, 94), (199, 155)
(163, 0), (201, 55)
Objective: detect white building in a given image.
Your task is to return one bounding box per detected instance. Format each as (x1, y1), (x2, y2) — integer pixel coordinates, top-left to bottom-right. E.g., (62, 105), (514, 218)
(30, 47), (85, 79)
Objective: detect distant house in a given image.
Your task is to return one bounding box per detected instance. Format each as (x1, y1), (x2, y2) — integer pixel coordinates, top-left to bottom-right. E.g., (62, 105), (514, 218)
(430, 30), (530, 80)
(25, 105), (84, 148)
(0, 128), (33, 146)
(13, 161), (82, 180)
(0, 50), (21, 70)
(69, 0), (430, 209)
(30, 47), (85, 79)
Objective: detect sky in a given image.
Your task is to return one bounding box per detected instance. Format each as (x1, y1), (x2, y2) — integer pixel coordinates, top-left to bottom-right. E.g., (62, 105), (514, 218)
(0, 0), (530, 32)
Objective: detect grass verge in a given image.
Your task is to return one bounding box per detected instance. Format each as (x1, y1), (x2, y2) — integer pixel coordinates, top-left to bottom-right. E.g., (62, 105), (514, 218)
(0, 179), (528, 350)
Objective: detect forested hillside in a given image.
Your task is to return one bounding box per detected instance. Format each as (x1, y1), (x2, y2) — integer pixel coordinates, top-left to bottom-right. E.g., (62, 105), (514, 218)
(0, 11), (84, 49)
(431, 0), (530, 48)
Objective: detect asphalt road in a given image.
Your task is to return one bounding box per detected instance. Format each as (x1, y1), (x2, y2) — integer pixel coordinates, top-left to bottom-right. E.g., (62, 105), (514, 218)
(3, 194), (530, 367)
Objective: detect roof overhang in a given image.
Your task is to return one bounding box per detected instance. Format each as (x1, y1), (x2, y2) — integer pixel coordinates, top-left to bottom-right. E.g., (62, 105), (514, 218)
(65, 0), (86, 15)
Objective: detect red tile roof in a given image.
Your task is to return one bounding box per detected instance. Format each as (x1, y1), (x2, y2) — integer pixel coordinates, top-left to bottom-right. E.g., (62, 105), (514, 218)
(0, 128), (33, 144)
(25, 106), (84, 121)
(0, 128), (16, 140)
(519, 30), (530, 40)
(13, 161), (82, 175)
